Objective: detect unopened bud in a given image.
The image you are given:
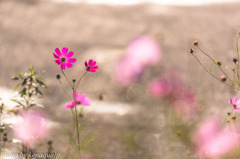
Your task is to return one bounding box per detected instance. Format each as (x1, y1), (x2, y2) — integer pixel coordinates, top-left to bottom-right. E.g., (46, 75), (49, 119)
(232, 116), (236, 120)
(193, 40), (198, 46)
(189, 48), (194, 54)
(216, 60), (221, 66)
(233, 58), (238, 64)
(72, 79), (76, 83)
(56, 74), (61, 79)
(220, 75), (227, 82)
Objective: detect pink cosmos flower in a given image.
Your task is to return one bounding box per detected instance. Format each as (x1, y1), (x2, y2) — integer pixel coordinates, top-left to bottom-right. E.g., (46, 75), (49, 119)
(192, 116), (240, 158)
(65, 91), (91, 109)
(148, 70), (198, 119)
(13, 110), (49, 148)
(126, 36), (161, 66)
(148, 77), (172, 98)
(65, 101), (77, 109)
(229, 97), (240, 110)
(73, 91), (91, 106)
(53, 47), (77, 70)
(85, 59), (98, 73)
(114, 36), (161, 86)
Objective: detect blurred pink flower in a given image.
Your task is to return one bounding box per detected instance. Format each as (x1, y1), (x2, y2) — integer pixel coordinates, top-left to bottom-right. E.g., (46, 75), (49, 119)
(85, 59), (98, 73)
(229, 97), (240, 111)
(13, 110), (49, 148)
(65, 101), (77, 109)
(53, 47), (77, 70)
(65, 92), (91, 109)
(193, 116), (240, 158)
(114, 36), (161, 86)
(148, 70), (198, 119)
(73, 91), (91, 106)
(148, 77), (172, 98)
(126, 36), (161, 66)
(115, 57), (144, 85)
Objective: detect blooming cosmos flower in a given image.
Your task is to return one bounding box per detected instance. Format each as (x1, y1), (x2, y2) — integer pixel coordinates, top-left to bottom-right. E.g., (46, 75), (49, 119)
(53, 47), (77, 70)
(65, 91), (90, 109)
(13, 110), (49, 148)
(85, 59), (98, 72)
(114, 36), (161, 86)
(229, 97), (240, 110)
(192, 116), (240, 158)
(148, 77), (172, 98)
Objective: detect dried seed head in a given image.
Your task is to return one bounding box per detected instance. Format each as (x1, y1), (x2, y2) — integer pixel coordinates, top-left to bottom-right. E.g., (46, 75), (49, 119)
(193, 40), (198, 46)
(56, 74), (61, 79)
(189, 48), (194, 54)
(233, 58), (238, 64)
(220, 75), (227, 82)
(216, 60), (221, 66)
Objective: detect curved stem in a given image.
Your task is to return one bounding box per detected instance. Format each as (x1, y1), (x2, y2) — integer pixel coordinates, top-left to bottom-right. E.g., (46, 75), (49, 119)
(62, 70), (74, 90)
(192, 54), (237, 89)
(197, 46), (234, 84)
(58, 79), (72, 101)
(75, 71), (88, 90)
(236, 34), (240, 82)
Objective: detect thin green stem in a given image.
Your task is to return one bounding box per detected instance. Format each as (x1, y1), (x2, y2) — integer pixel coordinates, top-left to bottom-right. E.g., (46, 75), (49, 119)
(192, 54), (237, 89)
(58, 79), (72, 101)
(62, 70), (74, 90)
(74, 106), (81, 158)
(236, 34), (240, 82)
(75, 71), (87, 90)
(197, 46), (234, 84)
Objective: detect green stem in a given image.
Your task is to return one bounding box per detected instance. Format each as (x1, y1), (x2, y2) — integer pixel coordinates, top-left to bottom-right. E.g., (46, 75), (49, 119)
(75, 71), (88, 90)
(236, 34), (240, 83)
(58, 79), (72, 101)
(192, 54), (237, 89)
(197, 46), (234, 84)
(62, 70), (74, 90)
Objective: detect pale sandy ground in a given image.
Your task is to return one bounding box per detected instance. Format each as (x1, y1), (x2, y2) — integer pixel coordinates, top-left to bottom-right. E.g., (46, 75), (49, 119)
(1, 0), (240, 158)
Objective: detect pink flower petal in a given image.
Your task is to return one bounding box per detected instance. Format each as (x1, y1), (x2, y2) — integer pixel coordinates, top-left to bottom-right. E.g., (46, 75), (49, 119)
(66, 63), (73, 68)
(55, 48), (61, 56)
(60, 63), (66, 70)
(232, 97), (237, 104)
(55, 60), (61, 65)
(66, 51), (74, 58)
(67, 58), (77, 63)
(65, 102), (77, 109)
(53, 53), (60, 59)
(92, 66), (98, 69)
(62, 47), (68, 56)
(90, 61), (96, 67)
(80, 94), (91, 106)
(73, 91), (79, 101)
(85, 61), (88, 67)
(88, 59), (93, 66)
(90, 69), (96, 73)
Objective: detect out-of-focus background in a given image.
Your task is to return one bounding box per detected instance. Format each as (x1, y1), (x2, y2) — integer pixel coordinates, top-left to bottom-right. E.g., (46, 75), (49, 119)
(1, 0), (240, 158)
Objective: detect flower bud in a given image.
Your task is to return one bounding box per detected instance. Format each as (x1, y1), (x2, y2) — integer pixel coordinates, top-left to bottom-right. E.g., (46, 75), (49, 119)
(216, 60), (221, 66)
(232, 116), (236, 120)
(220, 75), (227, 82)
(193, 40), (198, 46)
(56, 74), (61, 79)
(189, 48), (194, 54)
(233, 58), (237, 64)
(72, 79), (76, 83)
